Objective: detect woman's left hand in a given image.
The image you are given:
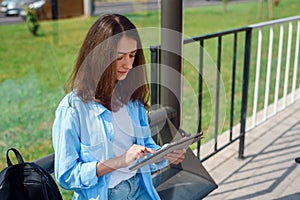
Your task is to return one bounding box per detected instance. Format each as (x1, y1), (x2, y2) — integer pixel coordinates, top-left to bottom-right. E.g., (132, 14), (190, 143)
(164, 149), (186, 165)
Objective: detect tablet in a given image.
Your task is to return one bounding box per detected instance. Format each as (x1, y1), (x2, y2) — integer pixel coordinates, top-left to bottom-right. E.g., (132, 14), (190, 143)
(129, 132), (203, 171)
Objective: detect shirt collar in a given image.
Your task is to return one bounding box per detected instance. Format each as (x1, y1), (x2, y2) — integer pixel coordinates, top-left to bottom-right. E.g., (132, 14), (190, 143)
(90, 100), (133, 116)
(91, 101), (110, 116)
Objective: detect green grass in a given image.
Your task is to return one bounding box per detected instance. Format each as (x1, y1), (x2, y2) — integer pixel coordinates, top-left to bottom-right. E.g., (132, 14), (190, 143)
(0, 0), (300, 198)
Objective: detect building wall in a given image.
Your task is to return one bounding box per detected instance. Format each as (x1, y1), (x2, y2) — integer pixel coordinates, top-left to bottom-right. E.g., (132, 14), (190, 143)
(39, 0), (83, 20)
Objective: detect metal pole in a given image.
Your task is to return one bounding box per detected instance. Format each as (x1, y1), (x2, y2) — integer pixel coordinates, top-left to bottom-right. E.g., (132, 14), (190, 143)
(238, 29), (252, 159)
(83, 0), (93, 16)
(214, 36), (222, 152)
(197, 40), (204, 159)
(150, 46), (159, 107)
(51, 0), (58, 20)
(160, 0), (183, 129)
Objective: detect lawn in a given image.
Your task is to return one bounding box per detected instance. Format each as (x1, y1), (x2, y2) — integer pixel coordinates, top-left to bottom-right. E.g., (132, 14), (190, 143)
(0, 0), (299, 198)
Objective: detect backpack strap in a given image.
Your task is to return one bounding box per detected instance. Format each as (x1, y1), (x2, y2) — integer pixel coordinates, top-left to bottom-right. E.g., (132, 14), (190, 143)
(6, 148), (25, 166)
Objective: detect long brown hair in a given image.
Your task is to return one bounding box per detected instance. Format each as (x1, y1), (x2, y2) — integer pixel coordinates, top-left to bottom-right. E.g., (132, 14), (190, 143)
(66, 14), (149, 111)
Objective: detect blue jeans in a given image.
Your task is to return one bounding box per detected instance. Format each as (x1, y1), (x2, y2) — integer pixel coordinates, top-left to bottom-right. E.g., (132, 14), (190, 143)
(108, 175), (152, 200)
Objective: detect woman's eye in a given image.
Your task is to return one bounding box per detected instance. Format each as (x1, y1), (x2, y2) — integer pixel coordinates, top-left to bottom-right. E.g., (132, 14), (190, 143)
(117, 56), (123, 60)
(130, 54), (135, 58)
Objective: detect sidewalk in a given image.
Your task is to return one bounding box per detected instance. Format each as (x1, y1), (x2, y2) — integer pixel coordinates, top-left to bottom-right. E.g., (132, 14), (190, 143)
(203, 100), (300, 199)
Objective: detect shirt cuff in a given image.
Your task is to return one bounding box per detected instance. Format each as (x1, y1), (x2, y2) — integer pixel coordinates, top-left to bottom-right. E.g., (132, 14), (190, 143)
(80, 161), (98, 187)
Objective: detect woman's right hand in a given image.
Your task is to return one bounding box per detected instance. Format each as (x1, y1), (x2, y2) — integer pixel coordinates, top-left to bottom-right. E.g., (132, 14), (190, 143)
(119, 144), (155, 168)
(96, 144), (155, 177)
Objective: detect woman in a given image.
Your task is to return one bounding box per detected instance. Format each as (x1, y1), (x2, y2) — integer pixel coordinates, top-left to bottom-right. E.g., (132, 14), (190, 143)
(52, 14), (186, 200)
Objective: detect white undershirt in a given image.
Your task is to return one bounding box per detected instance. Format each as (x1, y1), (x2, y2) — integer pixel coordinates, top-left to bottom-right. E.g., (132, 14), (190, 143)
(108, 106), (137, 188)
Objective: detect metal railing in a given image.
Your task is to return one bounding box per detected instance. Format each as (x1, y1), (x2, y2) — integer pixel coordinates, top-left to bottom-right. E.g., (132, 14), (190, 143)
(150, 15), (300, 162)
(248, 15), (300, 131)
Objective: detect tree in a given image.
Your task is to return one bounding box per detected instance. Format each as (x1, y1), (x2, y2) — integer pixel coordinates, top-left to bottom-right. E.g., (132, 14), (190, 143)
(257, 0), (273, 20)
(223, 0), (229, 12)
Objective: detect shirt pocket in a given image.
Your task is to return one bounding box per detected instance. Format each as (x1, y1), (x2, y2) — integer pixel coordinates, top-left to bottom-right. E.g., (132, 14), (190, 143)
(80, 142), (106, 162)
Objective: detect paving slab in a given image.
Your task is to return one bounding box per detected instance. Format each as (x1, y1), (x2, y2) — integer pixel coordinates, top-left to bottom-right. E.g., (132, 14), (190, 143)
(203, 100), (300, 200)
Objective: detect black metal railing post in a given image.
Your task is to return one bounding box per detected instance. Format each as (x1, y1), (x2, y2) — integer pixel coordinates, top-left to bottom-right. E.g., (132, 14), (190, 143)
(238, 29), (252, 159)
(214, 36), (222, 152)
(197, 40), (204, 159)
(230, 33), (238, 141)
(150, 46), (159, 107)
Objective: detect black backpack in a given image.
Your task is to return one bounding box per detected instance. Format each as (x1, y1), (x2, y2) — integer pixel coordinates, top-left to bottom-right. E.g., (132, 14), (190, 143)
(0, 148), (63, 200)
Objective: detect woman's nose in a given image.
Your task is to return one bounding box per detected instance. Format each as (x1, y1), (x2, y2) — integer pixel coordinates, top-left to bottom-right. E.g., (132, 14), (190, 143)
(123, 56), (133, 69)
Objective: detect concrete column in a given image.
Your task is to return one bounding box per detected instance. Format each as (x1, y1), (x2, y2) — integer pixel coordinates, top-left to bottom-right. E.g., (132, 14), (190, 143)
(160, 0), (183, 129)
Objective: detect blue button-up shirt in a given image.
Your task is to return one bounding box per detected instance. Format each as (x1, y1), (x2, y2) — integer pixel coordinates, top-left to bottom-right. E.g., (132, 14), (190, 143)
(52, 92), (167, 200)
